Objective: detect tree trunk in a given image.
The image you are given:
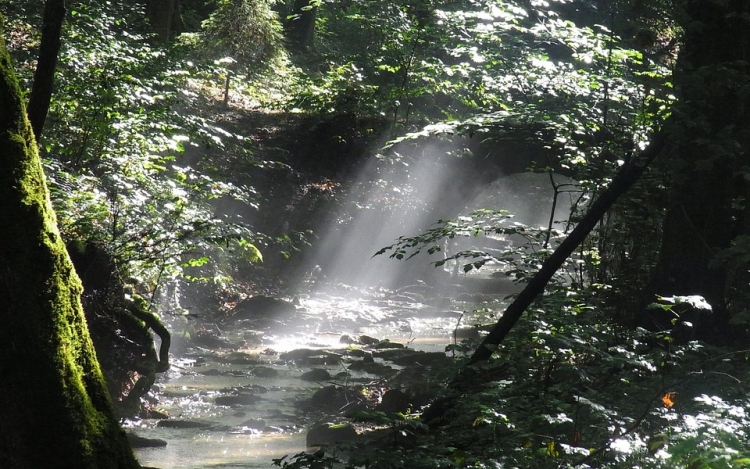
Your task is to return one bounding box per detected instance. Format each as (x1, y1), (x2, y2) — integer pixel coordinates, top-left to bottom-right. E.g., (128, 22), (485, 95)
(649, 0), (750, 326)
(27, 0), (66, 142)
(286, 0), (316, 53)
(469, 132), (667, 364)
(0, 23), (140, 469)
(147, 0), (176, 42)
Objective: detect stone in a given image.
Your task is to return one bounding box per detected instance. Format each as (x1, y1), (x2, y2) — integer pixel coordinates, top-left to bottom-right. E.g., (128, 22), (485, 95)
(306, 422), (358, 446)
(239, 418), (267, 430)
(376, 389), (411, 413)
(300, 368), (332, 381)
(308, 385), (348, 411)
(250, 366), (279, 378)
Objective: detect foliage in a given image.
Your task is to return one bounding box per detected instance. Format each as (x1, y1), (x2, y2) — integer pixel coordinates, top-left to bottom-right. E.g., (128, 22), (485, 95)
(6, 0), (268, 294)
(273, 288), (750, 468)
(201, 0), (285, 71)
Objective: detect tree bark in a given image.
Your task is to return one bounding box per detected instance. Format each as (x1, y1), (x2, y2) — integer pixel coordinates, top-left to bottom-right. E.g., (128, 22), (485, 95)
(470, 132), (667, 364)
(0, 22), (140, 469)
(649, 0), (750, 326)
(27, 0), (66, 142)
(286, 0), (316, 53)
(147, 0), (176, 42)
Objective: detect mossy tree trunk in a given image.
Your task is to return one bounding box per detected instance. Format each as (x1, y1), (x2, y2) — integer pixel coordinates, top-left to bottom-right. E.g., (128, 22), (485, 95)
(0, 20), (141, 469)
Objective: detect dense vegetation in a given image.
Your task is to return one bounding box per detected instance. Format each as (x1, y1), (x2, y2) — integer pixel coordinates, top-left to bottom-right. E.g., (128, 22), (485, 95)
(4, 0), (750, 467)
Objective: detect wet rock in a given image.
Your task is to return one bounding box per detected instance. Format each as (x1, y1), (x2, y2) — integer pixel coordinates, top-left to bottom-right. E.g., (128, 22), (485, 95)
(138, 407), (170, 419)
(250, 366), (279, 378)
(339, 334), (358, 344)
(232, 296), (297, 321)
(201, 368), (222, 376)
(300, 368), (332, 381)
(359, 335), (380, 346)
(156, 420), (213, 429)
(239, 418), (267, 430)
(263, 425), (284, 433)
(306, 385), (350, 411)
(347, 348), (369, 358)
(306, 422), (358, 446)
(347, 361), (396, 377)
(389, 351), (449, 366)
(248, 384), (270, 393)
(215, 393), (261, 406)
(376, 389), (411, 413)
(280, 348), (342, 365)
(373, 340), (405, 349)
(126, 433), (168, 448)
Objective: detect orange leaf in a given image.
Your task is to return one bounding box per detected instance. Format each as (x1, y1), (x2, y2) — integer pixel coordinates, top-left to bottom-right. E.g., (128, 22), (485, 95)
(661, 392), (677, 408)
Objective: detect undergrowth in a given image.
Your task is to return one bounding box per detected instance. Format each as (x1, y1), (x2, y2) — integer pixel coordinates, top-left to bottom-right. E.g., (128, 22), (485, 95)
(276, 288), (750, 468)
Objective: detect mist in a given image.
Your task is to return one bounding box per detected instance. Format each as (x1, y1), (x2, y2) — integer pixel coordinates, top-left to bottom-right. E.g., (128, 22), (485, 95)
(300, 139), (578, 292)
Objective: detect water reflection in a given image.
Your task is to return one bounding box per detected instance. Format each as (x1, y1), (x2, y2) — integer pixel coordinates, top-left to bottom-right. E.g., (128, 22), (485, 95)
(135, 431), (306, 468)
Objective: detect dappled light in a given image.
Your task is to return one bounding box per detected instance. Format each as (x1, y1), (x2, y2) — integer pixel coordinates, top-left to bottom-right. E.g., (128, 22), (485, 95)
(5, 0), (750, 468)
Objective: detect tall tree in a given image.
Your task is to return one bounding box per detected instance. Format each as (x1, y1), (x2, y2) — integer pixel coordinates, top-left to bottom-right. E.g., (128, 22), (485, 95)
(27, 0), (66, 141)
(0, 18), (141, 469)
(649, 0), (750, 327)
(286, 0), (317, 53)
(147, 0), (176, 42)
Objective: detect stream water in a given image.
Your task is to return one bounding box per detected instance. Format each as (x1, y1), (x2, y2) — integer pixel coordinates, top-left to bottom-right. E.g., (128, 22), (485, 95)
(129, 274), (516, 469)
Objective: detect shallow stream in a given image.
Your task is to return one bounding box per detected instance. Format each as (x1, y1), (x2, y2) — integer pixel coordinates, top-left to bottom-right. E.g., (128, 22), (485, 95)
(131, 276), (516, 468)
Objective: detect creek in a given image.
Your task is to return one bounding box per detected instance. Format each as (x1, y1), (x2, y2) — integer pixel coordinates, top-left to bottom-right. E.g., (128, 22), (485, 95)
(130, 161), (573, 468)
(129, 275), (516, 469)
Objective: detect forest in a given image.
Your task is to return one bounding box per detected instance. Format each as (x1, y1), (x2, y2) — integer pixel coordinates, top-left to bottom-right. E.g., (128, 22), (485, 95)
(2, 0), (750, 468)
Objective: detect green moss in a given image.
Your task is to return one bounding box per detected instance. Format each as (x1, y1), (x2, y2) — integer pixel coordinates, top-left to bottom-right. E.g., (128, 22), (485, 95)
(0, 17), (140, 469)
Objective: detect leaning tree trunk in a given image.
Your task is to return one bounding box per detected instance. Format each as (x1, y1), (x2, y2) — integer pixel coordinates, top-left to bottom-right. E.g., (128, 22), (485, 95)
(469, 132), (667, 364)
(648, 0), (750, 327)
(0, 22), (141, 469)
